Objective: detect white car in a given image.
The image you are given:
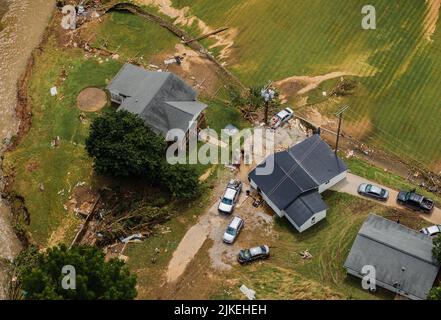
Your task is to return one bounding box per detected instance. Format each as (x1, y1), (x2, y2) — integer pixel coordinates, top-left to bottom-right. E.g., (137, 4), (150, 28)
(223, 216), (244, 244)
(218, 180), (243, 214)
(420, 225), (441, 237)
(270, 107), (294, 129)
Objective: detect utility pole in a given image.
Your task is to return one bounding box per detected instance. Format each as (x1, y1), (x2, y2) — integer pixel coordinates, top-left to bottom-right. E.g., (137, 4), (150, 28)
(334, 105), (350, 155)
(261, 82), (275, 126)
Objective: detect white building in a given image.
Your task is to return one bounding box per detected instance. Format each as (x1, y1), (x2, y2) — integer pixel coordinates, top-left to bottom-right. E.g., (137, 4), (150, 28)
(249, 135), (348, 233)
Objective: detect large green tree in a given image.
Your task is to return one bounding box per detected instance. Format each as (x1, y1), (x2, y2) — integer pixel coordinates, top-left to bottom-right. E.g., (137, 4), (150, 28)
(21, 245), (137, 300)
(430, 236), (441, 300)
(160, 163), (201, 199)
(86, 110), (201, 199)
(86, 110), (166, 178)
(428, 287), (441, 300)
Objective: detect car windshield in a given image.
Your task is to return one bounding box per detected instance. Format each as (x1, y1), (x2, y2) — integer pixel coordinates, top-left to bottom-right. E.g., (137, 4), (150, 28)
(367, 185), (382, 195)
(226, 227), (236, 236)
(222, 198), (233, 205)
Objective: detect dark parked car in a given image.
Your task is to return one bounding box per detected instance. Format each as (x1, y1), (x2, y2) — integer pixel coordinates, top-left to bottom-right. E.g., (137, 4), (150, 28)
(358, 183), (389, 201)
(397, 190), (435, 213)
(238, 245), (270, 264)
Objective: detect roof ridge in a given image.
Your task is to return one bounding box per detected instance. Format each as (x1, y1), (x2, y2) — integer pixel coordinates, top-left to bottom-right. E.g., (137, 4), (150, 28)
(358, 229), (437, 266)
(165, 101), (201, 116)
(287, 137), (321, 185)
(298, 191), (323, 213)
(266, 137), (322, 199)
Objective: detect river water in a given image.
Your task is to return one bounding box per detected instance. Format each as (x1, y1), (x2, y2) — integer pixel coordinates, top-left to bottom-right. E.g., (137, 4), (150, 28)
(0, 0), (54, 299)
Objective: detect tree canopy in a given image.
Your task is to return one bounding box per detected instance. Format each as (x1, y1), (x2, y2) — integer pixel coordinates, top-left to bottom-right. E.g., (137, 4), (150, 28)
(86, 110), (200, 199)
(160, 163), (200, 199)
(86, 110), (166, 178)
(21, 245), (137, 300)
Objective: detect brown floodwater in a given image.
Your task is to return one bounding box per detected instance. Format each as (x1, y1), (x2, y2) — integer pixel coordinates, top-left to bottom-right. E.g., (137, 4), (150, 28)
(0, 0), (54, 299)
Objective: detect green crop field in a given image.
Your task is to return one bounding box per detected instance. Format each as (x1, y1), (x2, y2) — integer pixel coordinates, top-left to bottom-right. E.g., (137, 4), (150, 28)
(170, 0), (441, 170)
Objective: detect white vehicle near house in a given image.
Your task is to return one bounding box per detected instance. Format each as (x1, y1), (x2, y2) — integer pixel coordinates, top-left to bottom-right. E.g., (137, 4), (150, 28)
(223, 216), (244, 244)
(270, 107), (294, 129)
(420, 225), (441, 237)
(218, 180), (243, 214)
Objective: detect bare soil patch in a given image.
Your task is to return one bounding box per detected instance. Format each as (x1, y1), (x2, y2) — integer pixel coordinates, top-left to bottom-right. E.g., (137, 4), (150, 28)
(425, 0), (441, 42)
(46, 184), (99, 248)
(138, 0), (237, 61)
(275, 72), (356, 100)
(151, 44), (221, 96)
(77, 87), (108, 112)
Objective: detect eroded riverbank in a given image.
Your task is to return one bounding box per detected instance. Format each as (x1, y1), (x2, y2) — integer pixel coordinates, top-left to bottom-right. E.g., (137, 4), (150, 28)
(0, 0), (54, 299)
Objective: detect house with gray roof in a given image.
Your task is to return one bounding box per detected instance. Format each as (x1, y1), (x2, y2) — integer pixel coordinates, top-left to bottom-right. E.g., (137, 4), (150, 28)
(107, 63), (207, 142)
(344, 214), (440, 300)
(248, 135), (348, 233)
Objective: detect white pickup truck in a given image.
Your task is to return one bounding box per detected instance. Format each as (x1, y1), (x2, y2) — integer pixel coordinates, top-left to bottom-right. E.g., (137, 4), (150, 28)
(218, 179), (243, 214)
(270, 107), (294, 129)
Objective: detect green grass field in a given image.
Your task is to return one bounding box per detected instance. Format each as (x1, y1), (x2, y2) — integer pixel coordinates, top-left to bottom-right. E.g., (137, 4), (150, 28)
(212, 192), (429, 300)
(93, 11), (179, 62)
(3, 36), (123, 245)
(3, 12), (234, 246)
(170, 0), (441, 170)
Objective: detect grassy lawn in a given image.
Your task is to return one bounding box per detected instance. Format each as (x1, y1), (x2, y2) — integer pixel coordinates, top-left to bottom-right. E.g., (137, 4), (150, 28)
(3, 36), (122, 246)
(204, 100), (249, 134)
(92, 11), (179, 62)
(212, 192), (425, 300)
(168, 0), (441, 170)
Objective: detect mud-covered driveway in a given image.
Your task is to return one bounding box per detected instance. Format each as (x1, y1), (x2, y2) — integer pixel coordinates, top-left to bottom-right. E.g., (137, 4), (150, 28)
(166, 121), (308, 284)
(166, 183), (275, 283)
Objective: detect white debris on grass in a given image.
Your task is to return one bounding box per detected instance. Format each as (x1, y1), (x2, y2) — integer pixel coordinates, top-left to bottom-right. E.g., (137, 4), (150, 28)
(121, 233), (143, 244)
(50, 86), (58, 96)
(240, 285), (256, 300)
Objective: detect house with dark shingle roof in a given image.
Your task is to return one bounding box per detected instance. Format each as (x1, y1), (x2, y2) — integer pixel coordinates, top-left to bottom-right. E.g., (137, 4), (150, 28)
(344, 214), (440, 300)
(107, 63), (207, 142)
(248, 135), (348, 232)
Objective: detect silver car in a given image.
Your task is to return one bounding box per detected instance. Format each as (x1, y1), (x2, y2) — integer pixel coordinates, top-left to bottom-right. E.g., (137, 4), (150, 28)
(358, 183), (389, 201)
(223, 216), (244, 244)
(420, 225), (441, 237)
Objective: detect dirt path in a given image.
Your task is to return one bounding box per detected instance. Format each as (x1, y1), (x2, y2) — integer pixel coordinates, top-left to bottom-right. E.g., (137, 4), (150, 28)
(137, 0), (237, 61)
(425, 0), (441, 42)
(166, 202), (213, 283)
(274, 71), (357, 101)
(332, 173), (441, 225)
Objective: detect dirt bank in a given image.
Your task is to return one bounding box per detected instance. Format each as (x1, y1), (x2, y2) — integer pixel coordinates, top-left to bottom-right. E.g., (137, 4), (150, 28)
(0, 0), (55, 299)
(138, 0), (237, 61)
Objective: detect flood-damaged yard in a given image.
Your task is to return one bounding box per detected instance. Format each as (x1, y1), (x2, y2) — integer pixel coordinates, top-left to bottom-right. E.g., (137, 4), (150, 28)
(122, 122), (430, 300)
(4, 0), (441, 301)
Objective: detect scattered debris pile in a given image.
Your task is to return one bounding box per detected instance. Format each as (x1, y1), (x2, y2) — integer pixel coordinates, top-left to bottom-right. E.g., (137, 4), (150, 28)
(330, 78), (357, 97)
(229, 85), (281, 124)
(79, 188), (176, 247)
